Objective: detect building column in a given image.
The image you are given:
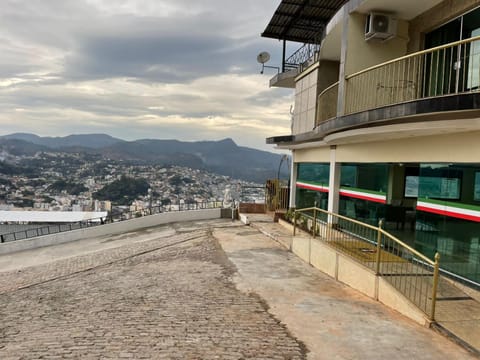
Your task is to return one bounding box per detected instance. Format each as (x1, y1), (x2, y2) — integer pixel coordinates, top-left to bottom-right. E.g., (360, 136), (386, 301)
(336, 6), (350, 117)
(289, 153), (297, 208)
(327, 146), (341, 223)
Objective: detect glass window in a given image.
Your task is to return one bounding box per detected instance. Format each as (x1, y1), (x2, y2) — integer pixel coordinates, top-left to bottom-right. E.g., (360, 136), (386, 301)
(341, 165), (357, 187)
(341, 164), (388, 192)
(405, 175), (419, 197)
(475, 172), (480, 201)
(297, 163), (329, 184)
(418, 176), (461, 199)
(296, 188), (328, 210)
(418, 164), (462, 200)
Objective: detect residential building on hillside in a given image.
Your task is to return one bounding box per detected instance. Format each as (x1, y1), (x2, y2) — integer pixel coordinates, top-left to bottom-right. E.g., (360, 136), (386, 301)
(263, 0), (480, 287)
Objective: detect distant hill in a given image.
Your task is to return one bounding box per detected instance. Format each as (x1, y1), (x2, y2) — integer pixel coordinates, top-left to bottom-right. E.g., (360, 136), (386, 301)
(0, 133), (288, 183)
(0, 138), (50, 156)
(99, 138), (287, 182)
(0, 133), (123, 149)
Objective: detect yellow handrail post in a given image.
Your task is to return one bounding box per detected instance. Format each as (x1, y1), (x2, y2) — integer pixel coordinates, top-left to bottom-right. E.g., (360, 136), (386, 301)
(375, 219), (384, 275)
(293, 209), (297, 236)
(313, 207), (317, 238)
(430, 252), (441, 321)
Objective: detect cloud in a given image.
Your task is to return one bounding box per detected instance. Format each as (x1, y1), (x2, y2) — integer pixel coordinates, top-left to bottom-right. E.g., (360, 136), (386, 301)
(0, 0), (293, 151)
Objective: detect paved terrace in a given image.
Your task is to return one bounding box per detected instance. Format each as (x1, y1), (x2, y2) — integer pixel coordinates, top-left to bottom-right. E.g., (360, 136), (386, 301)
(0, 218), (476, 359)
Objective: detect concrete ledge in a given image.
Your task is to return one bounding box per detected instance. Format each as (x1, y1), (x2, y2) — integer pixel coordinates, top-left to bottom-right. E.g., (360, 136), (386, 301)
(291, 233), (429, 326)
(378, 277), (429, 326)
(246, 220), (432, 326)
(337, 255), (377, 298)
(292, 236), (310, 263)
(239, 213), (250, 225)
(277, 218), (294, 233)
(0, 208), (221, 255)
(310, 240), (337, 278)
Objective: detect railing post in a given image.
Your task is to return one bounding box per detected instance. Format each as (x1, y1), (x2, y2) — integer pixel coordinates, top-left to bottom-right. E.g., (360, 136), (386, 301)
(375, 219), (384, 275)
(293, 210), (297, 236)
(430, 252), (441, 321)
(312, 207), (317, 238)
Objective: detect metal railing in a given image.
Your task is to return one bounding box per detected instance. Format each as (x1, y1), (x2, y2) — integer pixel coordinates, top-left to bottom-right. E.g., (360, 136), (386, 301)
(0, 201), (222, 244)
(285, 43), (321, 72)
(316, 82), (339, 124)
(344, 35), (480, 115)
(293, 207), (440, 320)
(266, 179), (289, 212)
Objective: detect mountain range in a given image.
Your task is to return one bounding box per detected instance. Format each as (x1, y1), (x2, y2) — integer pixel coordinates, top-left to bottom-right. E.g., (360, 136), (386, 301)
(0, 133), (289, 183)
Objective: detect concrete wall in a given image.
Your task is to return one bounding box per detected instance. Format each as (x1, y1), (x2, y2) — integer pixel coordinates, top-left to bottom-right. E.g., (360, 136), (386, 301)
(290, 234), (429, 326)
(239, 203), (266, 214)
(0, 208), (221, 255)
(318, 60), (340, 93)
(294, 147), (331, 163)
(335, 131), (480, 163)
(377, 278), (428, 325)
(345, 13), (410, 76)
(294, 66), (319, 135)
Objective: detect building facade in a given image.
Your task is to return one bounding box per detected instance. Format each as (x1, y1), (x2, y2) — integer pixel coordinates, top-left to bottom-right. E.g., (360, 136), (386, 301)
(263, 0), (480, 287)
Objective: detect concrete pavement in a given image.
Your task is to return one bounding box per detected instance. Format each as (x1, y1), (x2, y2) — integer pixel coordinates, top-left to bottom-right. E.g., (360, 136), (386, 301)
(215, 225), (476, 360)
(0, 219), (476, 359)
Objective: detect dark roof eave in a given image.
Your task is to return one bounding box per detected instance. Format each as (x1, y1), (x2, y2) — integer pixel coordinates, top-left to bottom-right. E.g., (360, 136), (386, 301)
(262, 0), (348, 44)
(266, 135), (294, 145)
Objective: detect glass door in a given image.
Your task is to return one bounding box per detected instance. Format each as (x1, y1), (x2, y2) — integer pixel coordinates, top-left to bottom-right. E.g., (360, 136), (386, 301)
(424, 6), (480, 96)
(424, 18), (461, 97)
(461, 8), (480, 91)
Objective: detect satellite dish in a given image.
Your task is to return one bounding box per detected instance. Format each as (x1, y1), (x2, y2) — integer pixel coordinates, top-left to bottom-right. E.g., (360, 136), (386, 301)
(257, 51), (271, 64)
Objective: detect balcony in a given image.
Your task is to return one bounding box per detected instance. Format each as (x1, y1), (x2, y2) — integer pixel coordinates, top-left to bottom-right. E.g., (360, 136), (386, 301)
(270, 43), (321, 88)
(316, 82), (339, 125)
(316, 35), (480, 136)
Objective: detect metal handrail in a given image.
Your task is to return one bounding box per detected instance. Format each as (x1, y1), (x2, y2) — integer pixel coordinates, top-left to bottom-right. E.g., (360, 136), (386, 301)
(343, 35), (480, 115)
(316, 82), (339, 124)
(294, 206), (436, 265)
(292, 206), (440, 320)
(0, 201), (222, 244)
(379, 228), (433, 265)
(285, 43), (321, 70)
(295, 206), (378, 231)
(318, 81), (340, 98)
(345, 34), (480, 80)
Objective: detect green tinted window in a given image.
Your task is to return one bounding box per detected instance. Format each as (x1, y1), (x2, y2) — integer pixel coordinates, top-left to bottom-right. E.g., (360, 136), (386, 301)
(297, 163), (329, 184)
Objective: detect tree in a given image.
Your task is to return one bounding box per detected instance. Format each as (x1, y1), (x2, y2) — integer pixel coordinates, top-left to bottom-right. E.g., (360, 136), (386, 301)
(93, 176), (150, 205)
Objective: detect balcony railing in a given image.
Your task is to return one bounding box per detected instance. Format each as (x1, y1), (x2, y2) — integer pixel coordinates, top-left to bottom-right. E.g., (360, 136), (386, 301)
(344, 35), (480, 115)
(293, 206), (441, 320)
(316, 82), (339, 125)
(285, 43), (321, 72)
(266, 179), (289, 212)
(0, 201), (222, 243)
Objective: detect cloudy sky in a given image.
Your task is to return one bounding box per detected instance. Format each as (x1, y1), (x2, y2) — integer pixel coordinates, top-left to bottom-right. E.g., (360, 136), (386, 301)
(0, 0), (294, 151)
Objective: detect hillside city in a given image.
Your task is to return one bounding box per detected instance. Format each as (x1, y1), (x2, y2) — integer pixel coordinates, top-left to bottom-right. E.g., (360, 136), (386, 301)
(0, 150), (265, 215)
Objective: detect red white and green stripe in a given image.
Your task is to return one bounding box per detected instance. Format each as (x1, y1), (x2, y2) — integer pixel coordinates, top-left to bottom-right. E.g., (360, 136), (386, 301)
(339, 188), (386, 204)
(417, 199), (480, 222)
(296, 182), (386, 204)
(296, 181), (329, 193)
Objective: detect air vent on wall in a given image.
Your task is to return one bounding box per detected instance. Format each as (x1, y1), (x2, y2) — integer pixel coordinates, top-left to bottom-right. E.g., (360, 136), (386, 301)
(365, 13), (397, 41)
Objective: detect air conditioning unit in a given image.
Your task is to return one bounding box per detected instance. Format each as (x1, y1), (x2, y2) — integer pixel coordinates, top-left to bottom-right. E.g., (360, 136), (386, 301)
(365, 13), (397, 41)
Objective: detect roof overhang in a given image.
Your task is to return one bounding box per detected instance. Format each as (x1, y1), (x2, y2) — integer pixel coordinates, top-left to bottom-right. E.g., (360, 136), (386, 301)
(262, 0), (349, 44)
(266, 93), (480, 148)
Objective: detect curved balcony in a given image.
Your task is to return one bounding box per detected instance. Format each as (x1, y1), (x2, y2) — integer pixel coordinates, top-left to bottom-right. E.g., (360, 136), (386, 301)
(345, 35), (480, 114)
(316, 82), (339, 125)
(314, 35), (480, 140)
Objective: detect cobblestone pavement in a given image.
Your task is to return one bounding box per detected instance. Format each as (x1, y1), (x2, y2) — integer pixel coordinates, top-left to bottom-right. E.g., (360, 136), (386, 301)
(0, 221), (306, 359)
